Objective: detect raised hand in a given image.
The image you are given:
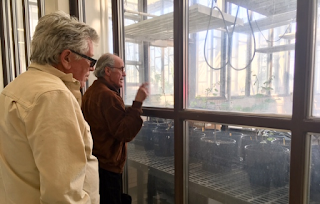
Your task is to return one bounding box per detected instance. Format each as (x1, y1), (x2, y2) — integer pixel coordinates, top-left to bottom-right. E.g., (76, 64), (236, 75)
(135, 82), (149, 102)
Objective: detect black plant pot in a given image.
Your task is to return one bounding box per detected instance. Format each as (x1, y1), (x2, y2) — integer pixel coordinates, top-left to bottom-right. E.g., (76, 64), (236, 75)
(200, 136), (236, 173)
(261, 130), (291, 149)
(213, 131), (244, 162)
(140, 121), (166, 151)
(240, 135), (276, 162)
(189, 127), (220, 161)
(189, 131), (206, 161)
(228, 127), (257, 137)
(153, 124), (174, 157)
(133, 128), (144, 148)
(192, 127), (219, 137)
(271, 137), (291, 150)
(245, 143), (290, 187)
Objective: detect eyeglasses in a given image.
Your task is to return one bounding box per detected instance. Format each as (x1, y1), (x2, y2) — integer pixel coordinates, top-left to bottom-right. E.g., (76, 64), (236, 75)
(110, 66), (125, 73)
(70, 49), (97, 67)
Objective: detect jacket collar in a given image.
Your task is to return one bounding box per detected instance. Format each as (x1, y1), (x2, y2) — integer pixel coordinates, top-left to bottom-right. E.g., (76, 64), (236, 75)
(97, 77), (120, 95)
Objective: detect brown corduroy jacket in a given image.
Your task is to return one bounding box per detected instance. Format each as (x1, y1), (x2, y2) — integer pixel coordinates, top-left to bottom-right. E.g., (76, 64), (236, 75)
(82, 77), (143, 173)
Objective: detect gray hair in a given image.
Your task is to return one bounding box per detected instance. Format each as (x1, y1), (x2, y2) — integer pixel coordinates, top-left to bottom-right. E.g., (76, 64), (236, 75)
(94, 53), (116, 78)
(30, 11), (99, 65)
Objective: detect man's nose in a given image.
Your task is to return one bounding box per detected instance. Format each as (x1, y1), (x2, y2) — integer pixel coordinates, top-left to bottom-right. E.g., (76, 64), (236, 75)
(89, 66), (95, 71)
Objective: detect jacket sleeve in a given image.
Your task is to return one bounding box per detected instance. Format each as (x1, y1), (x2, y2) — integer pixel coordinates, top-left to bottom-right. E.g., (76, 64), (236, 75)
(102, 92), (143, 142)
(25, 90), (93, 204)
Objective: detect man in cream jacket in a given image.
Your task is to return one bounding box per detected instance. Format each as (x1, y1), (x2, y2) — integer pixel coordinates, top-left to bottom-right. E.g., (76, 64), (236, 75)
(0, 11), (99, 203)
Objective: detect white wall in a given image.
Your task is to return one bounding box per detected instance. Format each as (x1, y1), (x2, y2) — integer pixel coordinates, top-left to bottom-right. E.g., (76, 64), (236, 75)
(45, 0), (70, 14)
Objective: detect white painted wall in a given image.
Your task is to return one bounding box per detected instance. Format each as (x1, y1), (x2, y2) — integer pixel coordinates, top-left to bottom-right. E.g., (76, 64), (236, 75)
(45, 0), (70, 14)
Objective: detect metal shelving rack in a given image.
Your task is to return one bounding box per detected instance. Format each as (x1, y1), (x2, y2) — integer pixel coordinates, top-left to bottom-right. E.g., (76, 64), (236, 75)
(124, 3), (243, 42)
(128, 144), (290, 204)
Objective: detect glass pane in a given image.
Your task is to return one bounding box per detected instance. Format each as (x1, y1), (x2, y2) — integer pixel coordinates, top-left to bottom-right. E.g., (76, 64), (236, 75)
(309, 134), (320, 203)
(312, 1), (320, 117)
(28, 0), (39, 39)
(15, 0), (27, 74)
(123, 0), (174, 108)
(187, 0), (296, 115)
(187, 121), (291, 204)
(128, 117), (174, 203)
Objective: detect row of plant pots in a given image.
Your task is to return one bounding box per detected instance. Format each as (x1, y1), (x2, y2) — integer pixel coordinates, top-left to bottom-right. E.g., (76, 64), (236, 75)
(191, 129), (320, 191)
(134, 123), (292, 187)
(189, 128), (292, 187)
(134, 124), (320, 192)
(134, 123), (291, 162)
(133, 121), (174, 157)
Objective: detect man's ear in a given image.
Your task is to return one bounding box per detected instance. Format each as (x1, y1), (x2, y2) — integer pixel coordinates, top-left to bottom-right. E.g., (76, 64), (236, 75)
(60, 50), (72, 70)
(105, 67), (111, 76)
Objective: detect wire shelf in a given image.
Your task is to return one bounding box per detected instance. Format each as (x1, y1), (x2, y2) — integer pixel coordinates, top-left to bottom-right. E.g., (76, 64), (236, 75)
(128, 144), (289, 204)
(124, 4), (243, 42)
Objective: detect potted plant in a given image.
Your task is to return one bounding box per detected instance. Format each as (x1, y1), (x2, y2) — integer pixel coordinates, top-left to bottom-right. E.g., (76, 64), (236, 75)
(189, 130), (206, 161)
(200, 136), (237, 173)
(240, 135), (276, 162)
(189, 124), (220, 161)
(142, 121), (166, 150)
(271, 136), (291, 150)
(132, 128), (144, 149)
(134, 120), (166, 151)
(213, 130), (244, 163)
(153, 122), (174, 157)
(244, 142), (290, 187)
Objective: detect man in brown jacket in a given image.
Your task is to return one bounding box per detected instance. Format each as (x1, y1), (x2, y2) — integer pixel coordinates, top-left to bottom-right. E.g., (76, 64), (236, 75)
(82, 53), (149, 204)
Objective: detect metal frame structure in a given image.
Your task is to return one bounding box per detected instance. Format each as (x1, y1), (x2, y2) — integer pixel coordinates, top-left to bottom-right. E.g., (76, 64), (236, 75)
(111, 0), (320, 203)
(0, 0), (33, 87)
(0, 0), (319, 203)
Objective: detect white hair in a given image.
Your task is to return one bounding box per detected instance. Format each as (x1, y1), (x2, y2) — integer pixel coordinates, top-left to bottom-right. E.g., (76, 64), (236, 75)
(94, 53), (116, 78)
(30, 11), (99, 65)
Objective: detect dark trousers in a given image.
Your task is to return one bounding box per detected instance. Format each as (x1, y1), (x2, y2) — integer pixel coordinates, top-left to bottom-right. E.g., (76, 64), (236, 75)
(99, 168), (132, 204)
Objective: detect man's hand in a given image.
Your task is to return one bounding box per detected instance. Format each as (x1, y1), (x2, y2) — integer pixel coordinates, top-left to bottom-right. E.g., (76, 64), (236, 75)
(135, 82), (149, 102)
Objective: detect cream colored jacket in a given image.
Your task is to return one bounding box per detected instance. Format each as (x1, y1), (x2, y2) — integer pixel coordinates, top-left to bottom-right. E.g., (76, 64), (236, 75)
(0, 63), (99, 204)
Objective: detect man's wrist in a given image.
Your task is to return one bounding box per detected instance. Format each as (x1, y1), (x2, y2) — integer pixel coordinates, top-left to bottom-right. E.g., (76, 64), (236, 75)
(132, 101), (142, 108)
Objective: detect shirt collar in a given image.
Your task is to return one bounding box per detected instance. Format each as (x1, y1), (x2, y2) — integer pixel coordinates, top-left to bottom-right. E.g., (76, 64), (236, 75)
(27, 63), (82, 105)
(28, 62), (80, 86)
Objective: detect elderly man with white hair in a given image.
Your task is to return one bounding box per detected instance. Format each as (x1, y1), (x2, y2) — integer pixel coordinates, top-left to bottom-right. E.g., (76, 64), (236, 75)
(0, 11), (100, 204)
